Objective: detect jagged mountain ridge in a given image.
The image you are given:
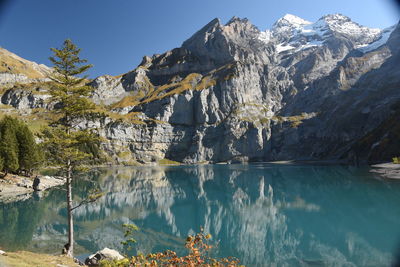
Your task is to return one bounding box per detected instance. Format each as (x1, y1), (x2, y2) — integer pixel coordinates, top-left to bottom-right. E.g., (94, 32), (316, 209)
(1, 14), (399, 164)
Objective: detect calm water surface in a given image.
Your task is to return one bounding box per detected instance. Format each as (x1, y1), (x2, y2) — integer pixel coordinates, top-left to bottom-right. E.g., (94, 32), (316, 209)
(1, 164), (400, 266)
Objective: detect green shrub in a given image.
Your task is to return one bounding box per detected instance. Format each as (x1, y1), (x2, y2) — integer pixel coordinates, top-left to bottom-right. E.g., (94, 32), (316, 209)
(393, 157), (400, 164)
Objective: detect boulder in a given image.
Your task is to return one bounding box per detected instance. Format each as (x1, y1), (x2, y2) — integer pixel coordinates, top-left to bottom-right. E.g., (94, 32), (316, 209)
(32, 176), (41, 191)
(85, 248), (124, 266)
(32, 176), (66, 191)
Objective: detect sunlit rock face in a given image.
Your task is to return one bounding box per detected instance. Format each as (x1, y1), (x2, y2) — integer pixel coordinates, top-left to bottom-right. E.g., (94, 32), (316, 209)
(93, 15), (400, 164)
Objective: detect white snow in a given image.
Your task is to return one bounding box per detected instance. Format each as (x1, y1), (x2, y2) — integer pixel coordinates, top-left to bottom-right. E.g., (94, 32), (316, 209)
(357, 25), (396, 53)
(321, 14), (381, 39)
(299, 20), (329, 37)
(276, 43), (295, 53)
(298, 40), (324, 50)
(276, 40), (324, 54)
(258, 13), (388, 55)
(279, 14), (312, 26)
(258, 30), (272, 43)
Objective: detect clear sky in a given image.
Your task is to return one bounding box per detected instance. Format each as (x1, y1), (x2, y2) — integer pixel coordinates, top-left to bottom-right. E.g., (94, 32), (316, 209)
(0, 0), (398, 78)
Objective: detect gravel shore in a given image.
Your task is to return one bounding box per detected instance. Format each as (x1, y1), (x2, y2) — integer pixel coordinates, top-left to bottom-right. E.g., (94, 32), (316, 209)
(0, 174), (66, 203)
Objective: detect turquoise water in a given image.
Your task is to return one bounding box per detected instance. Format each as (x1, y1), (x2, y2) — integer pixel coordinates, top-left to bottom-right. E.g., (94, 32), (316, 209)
(1, 164), (400, 266)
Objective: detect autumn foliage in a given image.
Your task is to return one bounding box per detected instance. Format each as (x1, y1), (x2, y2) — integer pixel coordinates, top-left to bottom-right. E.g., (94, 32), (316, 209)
(100, 228), (243, 267)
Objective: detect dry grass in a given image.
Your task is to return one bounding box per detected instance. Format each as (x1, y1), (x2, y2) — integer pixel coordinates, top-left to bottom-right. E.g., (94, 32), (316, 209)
(110, 95), (141, 109)
(0, 107), (62, 134)
(107, 111), (146, 125)
(272, 113), (310, 128)
(109, 71), (220, 109)
(0, 49), (46, 79)
(25, 108), (61, 133)
(142, 73), (202, 103)
(195, 76), (217, 91)
(158, 158), (181, 165)
(106, 62), (238, 113)
(0, 251), (80, 267)
(110, 73), (201, 108)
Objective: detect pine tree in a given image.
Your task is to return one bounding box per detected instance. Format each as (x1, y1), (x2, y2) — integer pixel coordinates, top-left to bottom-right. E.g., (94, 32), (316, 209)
(16, 124), (42, 175)
(43, 39), (103, 257)
(0, 116), (42, 176)
(0, 116), (20, 174)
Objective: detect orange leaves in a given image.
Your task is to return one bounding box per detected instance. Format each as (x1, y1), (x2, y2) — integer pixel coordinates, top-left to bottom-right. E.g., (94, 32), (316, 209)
(109, 228), (242, 267)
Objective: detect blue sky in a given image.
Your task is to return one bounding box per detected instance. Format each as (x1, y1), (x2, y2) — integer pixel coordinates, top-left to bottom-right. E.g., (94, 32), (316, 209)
(0, 0), (398, 78)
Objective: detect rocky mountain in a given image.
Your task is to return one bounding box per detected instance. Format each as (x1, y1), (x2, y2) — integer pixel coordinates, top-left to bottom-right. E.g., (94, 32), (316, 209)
(0, 47), (51, 85)
(1, 14), (399, 164)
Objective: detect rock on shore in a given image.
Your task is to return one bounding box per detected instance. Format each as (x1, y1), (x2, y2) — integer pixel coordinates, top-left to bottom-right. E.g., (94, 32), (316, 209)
(0, 174), (66, 203)
(85, 248), (125, 266)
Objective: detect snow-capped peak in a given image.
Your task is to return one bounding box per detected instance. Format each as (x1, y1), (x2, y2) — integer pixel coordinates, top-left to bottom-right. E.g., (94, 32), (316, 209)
(272, 14), (312, 34)
(316, 13), (381, 43)
(259, 13), (384, 54)
(276, 14), (312, 27)
(270, 14), (312, 42)
(321, 13), (351, 23)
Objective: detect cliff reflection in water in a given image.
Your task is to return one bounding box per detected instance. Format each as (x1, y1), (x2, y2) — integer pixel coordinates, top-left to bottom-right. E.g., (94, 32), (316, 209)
(1, 164), (400, 266)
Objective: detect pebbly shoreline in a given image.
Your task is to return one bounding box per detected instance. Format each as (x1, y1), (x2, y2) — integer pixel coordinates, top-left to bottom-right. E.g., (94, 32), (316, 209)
(0, 174), (66, 203)
(370, 163), (400, 179)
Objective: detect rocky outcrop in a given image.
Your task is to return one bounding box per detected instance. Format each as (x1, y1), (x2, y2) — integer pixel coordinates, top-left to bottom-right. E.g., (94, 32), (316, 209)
(1, 87), (51, 110)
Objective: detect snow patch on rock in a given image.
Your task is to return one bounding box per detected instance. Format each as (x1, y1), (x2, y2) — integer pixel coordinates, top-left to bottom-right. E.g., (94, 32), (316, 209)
(358, 26), (396, 53)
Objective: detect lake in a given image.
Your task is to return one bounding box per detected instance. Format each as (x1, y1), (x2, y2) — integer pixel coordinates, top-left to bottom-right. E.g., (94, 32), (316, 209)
(1, 163), (400, 266)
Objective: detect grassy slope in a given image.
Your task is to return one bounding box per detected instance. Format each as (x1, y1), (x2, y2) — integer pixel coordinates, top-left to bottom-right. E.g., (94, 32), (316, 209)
(0, 251), (80, 267)
(0, 48), (47, 79)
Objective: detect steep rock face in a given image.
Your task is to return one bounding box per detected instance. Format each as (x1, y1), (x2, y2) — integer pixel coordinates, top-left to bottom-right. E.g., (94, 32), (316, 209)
(97, 14), (399, 164)
(270, 24), (400, 162)
(0, 14), (399, 164)
(1, 87), (51, 110)
(182, 17), (271, 66)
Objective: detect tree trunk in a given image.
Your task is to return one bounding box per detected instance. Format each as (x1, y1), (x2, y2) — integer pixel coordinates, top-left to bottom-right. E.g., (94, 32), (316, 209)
(66, 160), (74, 257)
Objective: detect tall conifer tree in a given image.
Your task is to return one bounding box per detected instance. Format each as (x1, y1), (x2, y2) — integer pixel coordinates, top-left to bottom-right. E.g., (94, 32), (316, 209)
(43, 39), (103, 257)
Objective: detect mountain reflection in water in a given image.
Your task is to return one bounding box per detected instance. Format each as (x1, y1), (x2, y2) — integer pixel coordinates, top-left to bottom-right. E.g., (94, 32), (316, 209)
(1, 164), (400, 266)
